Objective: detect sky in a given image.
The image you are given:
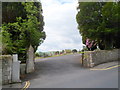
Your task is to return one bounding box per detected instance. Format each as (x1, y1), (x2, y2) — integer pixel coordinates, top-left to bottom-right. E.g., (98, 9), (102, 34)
(37, 0), (83, 52)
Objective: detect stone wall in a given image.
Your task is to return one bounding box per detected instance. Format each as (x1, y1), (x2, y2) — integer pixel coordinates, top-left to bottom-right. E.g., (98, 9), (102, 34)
(118, 49), (120, 59)
(0, 56), (2, 89)
(81, 49), (119, 68)
(1, 47), (35, 85)
(1, 54), (21, 85)
(1, 55), (13, 84)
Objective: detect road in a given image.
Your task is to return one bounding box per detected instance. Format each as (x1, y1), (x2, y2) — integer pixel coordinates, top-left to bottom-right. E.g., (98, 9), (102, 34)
(22, 53), (119, 88)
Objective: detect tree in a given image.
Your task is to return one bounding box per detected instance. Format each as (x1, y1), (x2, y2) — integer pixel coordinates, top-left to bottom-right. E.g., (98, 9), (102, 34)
(72, 49), (77, 53)
(2, 2), (27, 23)
(2, 2), (46, 62)
(76, 2), (120, 50)
(35, 52), (40, 57)
(76, 2), (105, 48)
(101, 2), (120, 49)
(21, 2), (46, 51)
(1, 25), (13, 54)
(55, 51), (59, 55)
(65, 49), (71, 53)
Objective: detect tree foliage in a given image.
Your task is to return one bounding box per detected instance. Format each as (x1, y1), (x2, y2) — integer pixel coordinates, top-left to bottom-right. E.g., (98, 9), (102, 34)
(72, 49), (77, 53)
(2, 2), (46, 62)
(76, 2), (120, 50)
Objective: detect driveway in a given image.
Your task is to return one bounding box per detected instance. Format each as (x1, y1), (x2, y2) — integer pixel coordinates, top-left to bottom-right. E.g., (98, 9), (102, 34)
(2, 54), (119, 89)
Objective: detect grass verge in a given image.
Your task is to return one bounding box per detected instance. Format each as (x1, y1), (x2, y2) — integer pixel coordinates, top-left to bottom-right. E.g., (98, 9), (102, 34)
(35, 53), (75, 59)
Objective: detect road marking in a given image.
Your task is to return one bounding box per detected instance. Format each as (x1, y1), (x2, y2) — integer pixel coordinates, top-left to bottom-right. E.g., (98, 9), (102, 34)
(25, 81), (30, 88)
(21, 81), (30, 90)
(90, 65), (120, 71)
(22, 81), (28, 90)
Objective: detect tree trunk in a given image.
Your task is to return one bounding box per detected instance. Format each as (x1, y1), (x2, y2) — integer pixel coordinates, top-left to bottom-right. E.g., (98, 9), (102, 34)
(104, 35), (113, 50)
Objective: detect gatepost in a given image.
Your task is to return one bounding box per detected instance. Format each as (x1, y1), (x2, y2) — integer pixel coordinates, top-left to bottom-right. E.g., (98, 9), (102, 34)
(26, 45), (35, 73)
(12, 54), (21, 82)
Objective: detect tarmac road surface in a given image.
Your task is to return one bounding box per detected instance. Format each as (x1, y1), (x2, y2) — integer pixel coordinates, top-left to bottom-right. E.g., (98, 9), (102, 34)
(2, 53), (119, 89)
(24, 54), (119, 88)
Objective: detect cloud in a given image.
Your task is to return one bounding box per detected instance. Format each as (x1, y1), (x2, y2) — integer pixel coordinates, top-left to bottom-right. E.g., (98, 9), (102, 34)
(37, 0), (83, 52)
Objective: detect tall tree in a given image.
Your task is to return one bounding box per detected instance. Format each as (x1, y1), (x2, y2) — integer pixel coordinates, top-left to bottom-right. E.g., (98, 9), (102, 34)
(76, 2), (120, 50)
(101, 2), (120, 49)
(2, 2), (46, 62)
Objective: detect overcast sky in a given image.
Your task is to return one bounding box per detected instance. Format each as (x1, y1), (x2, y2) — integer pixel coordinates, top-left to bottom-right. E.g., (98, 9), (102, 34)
(37, 0), (83, 52)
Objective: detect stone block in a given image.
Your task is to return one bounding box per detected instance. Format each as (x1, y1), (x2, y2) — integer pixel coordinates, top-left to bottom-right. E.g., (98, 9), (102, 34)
(82, 49), (120, 68)
(1, 55), (12, 84)
(26, 45), (35, 73)
(12, 61), (21, 83)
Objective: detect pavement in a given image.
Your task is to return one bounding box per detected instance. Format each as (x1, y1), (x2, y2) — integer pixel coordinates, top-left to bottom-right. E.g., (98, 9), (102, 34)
(2, 53), (119, 89)
(90, 61), (119, 70)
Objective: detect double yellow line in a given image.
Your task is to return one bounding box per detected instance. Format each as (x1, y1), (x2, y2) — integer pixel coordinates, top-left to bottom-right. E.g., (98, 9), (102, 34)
(90, 65), (120, 71)
(21, 81), (30, 90)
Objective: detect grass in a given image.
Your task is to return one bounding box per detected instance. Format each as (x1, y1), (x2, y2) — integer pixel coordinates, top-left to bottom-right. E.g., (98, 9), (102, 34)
(35, 53), (74, 59)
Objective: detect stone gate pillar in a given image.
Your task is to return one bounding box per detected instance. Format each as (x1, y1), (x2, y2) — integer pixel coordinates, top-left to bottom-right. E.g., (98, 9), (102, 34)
(26, 45), (35, 73)
(12, 54), (21, 82)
